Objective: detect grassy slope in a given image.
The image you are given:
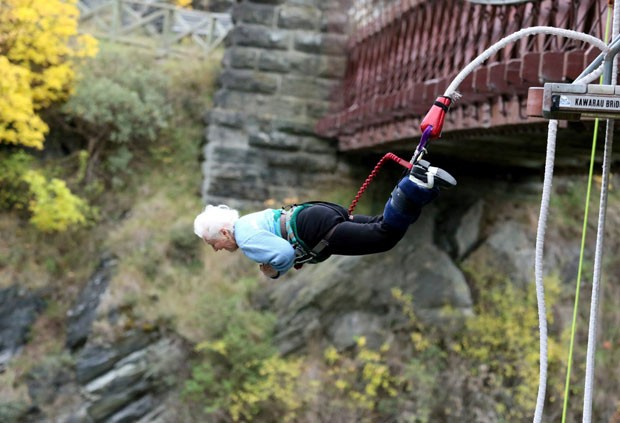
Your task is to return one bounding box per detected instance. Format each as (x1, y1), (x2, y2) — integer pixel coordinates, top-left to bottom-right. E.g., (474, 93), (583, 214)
(0, 46), (257, 405)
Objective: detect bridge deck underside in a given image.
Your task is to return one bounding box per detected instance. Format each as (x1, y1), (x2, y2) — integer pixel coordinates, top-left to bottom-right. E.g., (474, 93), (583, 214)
(381, 120), (620, 171)
(317, 0), (615, 168)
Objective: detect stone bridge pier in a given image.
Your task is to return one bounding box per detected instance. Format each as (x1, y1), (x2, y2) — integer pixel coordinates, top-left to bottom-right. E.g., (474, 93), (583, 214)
(201, 0), (352, 208)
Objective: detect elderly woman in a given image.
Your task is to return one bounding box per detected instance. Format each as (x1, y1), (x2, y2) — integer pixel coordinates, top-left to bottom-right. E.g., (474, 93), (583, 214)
(194, 160), (456, 279)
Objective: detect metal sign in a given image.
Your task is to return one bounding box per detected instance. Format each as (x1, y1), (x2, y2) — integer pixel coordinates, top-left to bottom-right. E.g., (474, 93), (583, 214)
(527, 83), (620, 120)
(553, 94), (620, 113)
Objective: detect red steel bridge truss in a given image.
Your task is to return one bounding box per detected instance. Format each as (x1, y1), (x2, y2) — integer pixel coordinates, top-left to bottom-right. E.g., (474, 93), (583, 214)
(317, 0), (609, 153)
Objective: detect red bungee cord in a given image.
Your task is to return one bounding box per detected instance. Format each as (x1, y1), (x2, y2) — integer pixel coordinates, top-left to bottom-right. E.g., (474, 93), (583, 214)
(348, 152), (412, 215)
(347, 96), (452, 216)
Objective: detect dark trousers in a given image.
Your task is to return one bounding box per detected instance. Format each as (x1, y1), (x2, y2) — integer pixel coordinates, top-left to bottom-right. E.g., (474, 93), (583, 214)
(295, 202), (411, 256)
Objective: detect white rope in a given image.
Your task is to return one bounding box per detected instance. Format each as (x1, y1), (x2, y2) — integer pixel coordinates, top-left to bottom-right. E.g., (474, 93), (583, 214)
(444, 26), (609, 98)
(533, 119), (558, 423)
(574, 64), (605, 85)
(582, 5), (619, 421)
(438, 24), (612, 423)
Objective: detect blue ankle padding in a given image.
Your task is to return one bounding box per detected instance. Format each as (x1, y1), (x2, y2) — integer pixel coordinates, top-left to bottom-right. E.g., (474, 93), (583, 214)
(397, 177), (439, 206)
(382, 178), (438, 231)
(383, 198), (418, 230)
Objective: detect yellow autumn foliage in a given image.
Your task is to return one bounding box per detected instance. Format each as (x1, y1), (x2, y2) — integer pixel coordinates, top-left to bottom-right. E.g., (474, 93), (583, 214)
(323, 337), (401, 413)
(22, 170), (89, 232)
(229, 356), (303, 422)
(174, 0), (192, 7)
(0, 0), (98, 149)
(0, 57), (47, 149)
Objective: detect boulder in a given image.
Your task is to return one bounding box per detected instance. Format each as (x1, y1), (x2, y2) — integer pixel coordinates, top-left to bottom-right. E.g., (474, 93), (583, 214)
(462, 220), (535, 288)
(81, 337), (187, 422)
(269, 207), (473, 353)
(75, 330), (153, 384)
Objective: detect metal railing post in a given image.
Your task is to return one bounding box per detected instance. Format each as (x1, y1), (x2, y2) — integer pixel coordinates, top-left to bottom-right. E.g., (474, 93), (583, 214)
(78, 0), (232, 58)
(162, 8), (172, 56)
(207, 15), (215, 55)
(111, 0), (121, 39)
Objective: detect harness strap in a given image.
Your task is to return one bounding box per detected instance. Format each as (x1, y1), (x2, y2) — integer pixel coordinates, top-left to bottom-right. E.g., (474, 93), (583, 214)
(310, 223), (338, 255)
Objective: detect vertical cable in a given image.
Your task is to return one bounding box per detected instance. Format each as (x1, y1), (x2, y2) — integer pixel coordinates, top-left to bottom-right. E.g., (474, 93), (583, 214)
(560, 113), (601, 423)
(582, 3), (618, 421)
(424, 24), (610, 423)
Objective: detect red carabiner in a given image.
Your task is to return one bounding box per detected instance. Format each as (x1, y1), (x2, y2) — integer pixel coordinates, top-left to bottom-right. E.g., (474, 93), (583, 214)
(420, 96), (452, 139)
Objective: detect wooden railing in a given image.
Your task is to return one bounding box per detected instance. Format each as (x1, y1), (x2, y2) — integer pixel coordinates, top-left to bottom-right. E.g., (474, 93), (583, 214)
(318, 0), (609, 150)
(78, 0), (232, 57)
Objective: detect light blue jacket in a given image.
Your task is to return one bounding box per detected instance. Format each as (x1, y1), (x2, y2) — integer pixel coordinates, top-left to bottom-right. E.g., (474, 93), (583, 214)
(233, 209), (296, 274)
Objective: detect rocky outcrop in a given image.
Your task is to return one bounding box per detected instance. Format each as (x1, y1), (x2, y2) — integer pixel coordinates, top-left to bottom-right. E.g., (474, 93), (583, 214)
(1, 257), (190, 423)
(81, 337), (186, 422)
(265, 176), (570, 355)
(66, 255), (118, 350)
(21, 331), (187, 423)
(0, 285), (44, 371)
(462, 220), (536, 288)
(436, 198), (485, 260)
(268, 206), (475, 354)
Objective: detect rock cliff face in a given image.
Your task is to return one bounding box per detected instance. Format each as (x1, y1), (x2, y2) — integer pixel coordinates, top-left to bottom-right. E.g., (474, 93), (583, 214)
(264, 174), (569, 355)
(0, 258), (189, 423)
(267, 205), (475, 354)
(0, 286), (45, 372)
(1, 173), (613, 420)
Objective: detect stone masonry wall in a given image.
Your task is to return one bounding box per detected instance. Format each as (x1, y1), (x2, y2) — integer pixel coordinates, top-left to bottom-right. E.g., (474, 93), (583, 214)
(202, 0), (352, 208)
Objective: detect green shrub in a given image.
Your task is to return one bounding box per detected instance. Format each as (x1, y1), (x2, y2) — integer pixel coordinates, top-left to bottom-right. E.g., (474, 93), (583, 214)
(391, 271), (563, 422)
(452, 266), (562, 421)
(0, 151), (32, 211)
(184, 277), (303, 422)
(61, 47), (173, 180)
(0, 402), (29, 423)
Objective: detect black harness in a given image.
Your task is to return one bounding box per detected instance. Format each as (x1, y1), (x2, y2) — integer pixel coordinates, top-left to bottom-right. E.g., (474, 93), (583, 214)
(278, 202), (346, 268)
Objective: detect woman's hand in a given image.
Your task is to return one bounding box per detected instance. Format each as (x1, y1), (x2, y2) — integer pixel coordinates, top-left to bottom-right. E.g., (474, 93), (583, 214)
(259, 263), (279, 278)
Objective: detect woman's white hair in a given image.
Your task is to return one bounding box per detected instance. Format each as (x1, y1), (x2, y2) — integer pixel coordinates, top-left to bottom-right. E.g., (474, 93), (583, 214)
(194, 204), (240, 240)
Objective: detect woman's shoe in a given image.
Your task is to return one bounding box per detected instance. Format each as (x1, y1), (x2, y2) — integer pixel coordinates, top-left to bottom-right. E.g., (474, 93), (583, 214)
(409, 159), (457, 189)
